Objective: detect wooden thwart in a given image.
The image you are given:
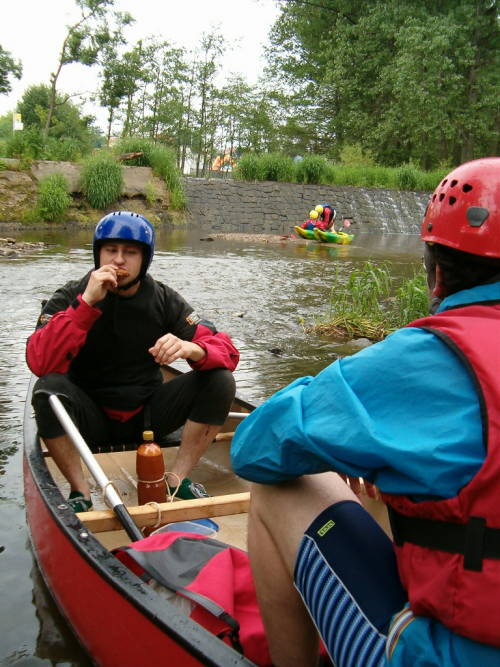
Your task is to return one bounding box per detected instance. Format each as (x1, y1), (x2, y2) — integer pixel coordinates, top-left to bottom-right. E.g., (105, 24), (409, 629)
(78, 491), (250, 533)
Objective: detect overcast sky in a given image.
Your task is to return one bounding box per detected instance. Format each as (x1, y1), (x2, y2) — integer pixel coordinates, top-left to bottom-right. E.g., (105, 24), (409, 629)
(1, 0), (281, 130)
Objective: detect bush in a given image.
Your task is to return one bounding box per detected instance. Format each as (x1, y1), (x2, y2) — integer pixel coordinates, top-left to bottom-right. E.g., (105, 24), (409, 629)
(80, 154), (124, 209)
(38, 173), (71, 221)
(257, 153), (295, 182)
(113, 138), (187, 207)
(44, 137), (82, 162)
(235, 153), (260, 181)
(396, 164), (420, 190)
(113, 137), (152, 166)
(295, 155), (328, 184)
(169, 185), (188, 211)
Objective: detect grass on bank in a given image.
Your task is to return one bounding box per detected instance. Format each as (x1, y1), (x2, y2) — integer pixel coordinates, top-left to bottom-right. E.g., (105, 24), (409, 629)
(114, 138), (188, 211)
(80, 154), (124, 210)
(305, 262), (429, 341)
(38, 173), (72, 221)
(235, 153), (447, 192)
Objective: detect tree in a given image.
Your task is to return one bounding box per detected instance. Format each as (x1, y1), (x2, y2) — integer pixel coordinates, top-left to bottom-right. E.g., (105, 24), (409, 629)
(0, 45), (22, 95)
(265, 0), (500, 167)
(44, 0), (124, 138)
(97, 12), (135, 143)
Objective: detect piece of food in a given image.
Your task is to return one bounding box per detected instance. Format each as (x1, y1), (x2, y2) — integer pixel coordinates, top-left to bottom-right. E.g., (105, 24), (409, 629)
(115, 268), (130, 277)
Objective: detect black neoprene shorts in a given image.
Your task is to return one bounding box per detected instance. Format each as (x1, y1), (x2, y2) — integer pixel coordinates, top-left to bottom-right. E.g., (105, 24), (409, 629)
(32, 369), (236, 451)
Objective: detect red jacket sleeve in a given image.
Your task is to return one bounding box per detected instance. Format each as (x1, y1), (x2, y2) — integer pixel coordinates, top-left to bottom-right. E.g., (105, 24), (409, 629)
(26, 295), (101, 377)
(188, 323), (240, 372)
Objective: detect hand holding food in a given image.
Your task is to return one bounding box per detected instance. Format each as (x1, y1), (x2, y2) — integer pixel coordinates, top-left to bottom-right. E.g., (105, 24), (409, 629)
(82, 265), (122, 306)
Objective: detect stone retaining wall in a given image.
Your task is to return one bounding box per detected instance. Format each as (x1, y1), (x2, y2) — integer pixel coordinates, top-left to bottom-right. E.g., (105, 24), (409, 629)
(184, 178), (431, 235)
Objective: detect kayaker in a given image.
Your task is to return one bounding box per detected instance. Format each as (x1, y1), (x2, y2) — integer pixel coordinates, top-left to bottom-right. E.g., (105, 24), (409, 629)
(27, 212), (240, 511)
(315, 203), (337, 231)
(300, 210), (320, 231)
(231, 158), (500, 667)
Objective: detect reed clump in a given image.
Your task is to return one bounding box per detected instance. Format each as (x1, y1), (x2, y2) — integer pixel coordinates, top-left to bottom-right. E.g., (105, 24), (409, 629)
(80, 154), (124, 209)
(306, 262), (429, 340)
(38, 172), (71, 221)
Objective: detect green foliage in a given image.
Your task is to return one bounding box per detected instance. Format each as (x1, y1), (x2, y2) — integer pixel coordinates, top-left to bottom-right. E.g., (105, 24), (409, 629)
(295, 155), (328, 184)
(80, 153), (124, 209)
(257, 153), (295, 182)
(169, 186), (188, 211)
(0, 113), (12, 139)
(339, 144), (375, 168)
(146, 180), (156, 206)
(0, 45), (22, 95)
(0, 160), (6, 171)
(38, 173), (72, 221)
(235, 152), (439, 192)
(234, 153), (260, 181)
(396, 165), (420, 191)
(113, 137), (187, 208)
(308, 263), (429, 340)
(267, 1), (500, 167)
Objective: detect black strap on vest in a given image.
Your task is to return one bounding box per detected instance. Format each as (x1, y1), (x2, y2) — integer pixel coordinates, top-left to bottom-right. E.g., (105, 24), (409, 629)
(387, 505), (500, 572)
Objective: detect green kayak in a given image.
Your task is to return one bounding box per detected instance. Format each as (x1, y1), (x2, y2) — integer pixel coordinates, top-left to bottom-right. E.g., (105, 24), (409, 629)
(314, 228), (354, 245)
(294, 225), (317, 240)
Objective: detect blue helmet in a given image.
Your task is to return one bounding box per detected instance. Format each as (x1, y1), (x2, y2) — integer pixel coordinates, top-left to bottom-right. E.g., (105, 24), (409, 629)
(93, 211), (155, 279)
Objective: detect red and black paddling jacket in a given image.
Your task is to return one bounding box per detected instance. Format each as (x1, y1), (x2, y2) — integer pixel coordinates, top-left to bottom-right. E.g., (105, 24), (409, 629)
(26, 272), (240, 413)
(382, 301), (500, 647)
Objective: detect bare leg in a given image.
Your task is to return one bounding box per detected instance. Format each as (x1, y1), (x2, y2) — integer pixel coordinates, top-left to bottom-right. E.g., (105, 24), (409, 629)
(166, 419), (221, 487)
(249, 472), (360, 667)
(42, 434), (91, 499)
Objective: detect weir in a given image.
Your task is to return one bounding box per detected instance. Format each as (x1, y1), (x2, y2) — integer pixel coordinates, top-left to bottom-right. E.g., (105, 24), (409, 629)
(184, 178), (431, 235)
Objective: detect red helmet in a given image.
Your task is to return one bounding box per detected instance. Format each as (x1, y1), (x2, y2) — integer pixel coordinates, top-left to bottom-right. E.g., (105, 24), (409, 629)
(421, 157), (500, 258)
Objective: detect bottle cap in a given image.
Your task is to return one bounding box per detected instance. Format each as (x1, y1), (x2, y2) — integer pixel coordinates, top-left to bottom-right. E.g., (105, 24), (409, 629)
(142, 430), (154, 441)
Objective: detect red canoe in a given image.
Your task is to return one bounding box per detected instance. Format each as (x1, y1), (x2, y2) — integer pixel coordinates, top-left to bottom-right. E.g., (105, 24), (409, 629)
(24, 370), (259, 667)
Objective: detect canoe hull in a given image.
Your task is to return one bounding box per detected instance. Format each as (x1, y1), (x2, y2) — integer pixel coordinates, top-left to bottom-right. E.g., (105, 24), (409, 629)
(294, 225), (316, 240)
(24, 374), (256, 667)
(314, 228), (354, 245)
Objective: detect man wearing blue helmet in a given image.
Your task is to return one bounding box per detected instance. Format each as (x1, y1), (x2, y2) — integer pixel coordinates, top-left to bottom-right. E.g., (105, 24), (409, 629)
(27, 211), (240, 511)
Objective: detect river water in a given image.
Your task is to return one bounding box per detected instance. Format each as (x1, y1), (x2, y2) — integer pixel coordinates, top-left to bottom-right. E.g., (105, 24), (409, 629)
(0, 229), (422, 666)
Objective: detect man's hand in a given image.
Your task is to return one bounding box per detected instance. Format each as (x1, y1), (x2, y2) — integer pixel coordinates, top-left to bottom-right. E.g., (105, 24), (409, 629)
(81, 265), (119, 307)
(339, 474), (379, 504)
(149, 334), (207, 365)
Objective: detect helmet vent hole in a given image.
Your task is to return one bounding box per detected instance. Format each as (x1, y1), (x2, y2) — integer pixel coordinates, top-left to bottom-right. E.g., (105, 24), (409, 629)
(439, 193), (445, 202)
(450, 180), (458, 188)
(441, 179), (448, 187)
(449, 196), (456, 206)
(432, 194), (437, 202)
(463, 183), (473, 193)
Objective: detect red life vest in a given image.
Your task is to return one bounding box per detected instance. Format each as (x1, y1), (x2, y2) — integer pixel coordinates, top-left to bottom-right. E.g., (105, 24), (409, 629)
(382, 301), (500, 647)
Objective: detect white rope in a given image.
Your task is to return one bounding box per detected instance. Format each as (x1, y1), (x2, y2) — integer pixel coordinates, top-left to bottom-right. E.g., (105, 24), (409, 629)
(165, 471), (182, 502)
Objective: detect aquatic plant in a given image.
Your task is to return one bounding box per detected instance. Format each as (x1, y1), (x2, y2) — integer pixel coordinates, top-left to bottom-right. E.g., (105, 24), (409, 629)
(80, 154), (124, 209)
(38, 172), (71, 221)
(307, 262), (428, 340)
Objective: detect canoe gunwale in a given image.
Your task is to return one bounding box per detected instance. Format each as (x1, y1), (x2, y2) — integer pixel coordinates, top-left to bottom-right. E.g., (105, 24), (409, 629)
(24, 372), (258, 667)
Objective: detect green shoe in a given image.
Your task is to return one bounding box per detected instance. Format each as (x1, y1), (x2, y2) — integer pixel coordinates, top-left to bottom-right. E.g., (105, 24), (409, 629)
(67, 491), (93, 513)
(167, 478), (211, 500)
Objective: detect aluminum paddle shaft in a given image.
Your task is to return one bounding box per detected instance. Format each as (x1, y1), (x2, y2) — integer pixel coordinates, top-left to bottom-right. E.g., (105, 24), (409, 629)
(48, 394), (143, 542)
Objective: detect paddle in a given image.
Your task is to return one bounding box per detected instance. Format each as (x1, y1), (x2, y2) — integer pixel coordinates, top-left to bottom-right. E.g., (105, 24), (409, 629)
(48, 394), (144, 542)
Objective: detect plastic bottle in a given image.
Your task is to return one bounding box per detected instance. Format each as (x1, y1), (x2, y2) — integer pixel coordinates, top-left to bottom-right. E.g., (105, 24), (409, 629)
(136, 431), (166, 507)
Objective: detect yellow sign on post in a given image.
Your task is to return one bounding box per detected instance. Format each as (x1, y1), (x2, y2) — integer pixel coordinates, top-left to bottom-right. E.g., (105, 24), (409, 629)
(13, 113), (23, 131)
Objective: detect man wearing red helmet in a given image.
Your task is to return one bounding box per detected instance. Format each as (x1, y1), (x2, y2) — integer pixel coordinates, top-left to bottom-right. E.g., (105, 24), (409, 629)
(27, 212), (240, 511)
(231, 158), (500, 667)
